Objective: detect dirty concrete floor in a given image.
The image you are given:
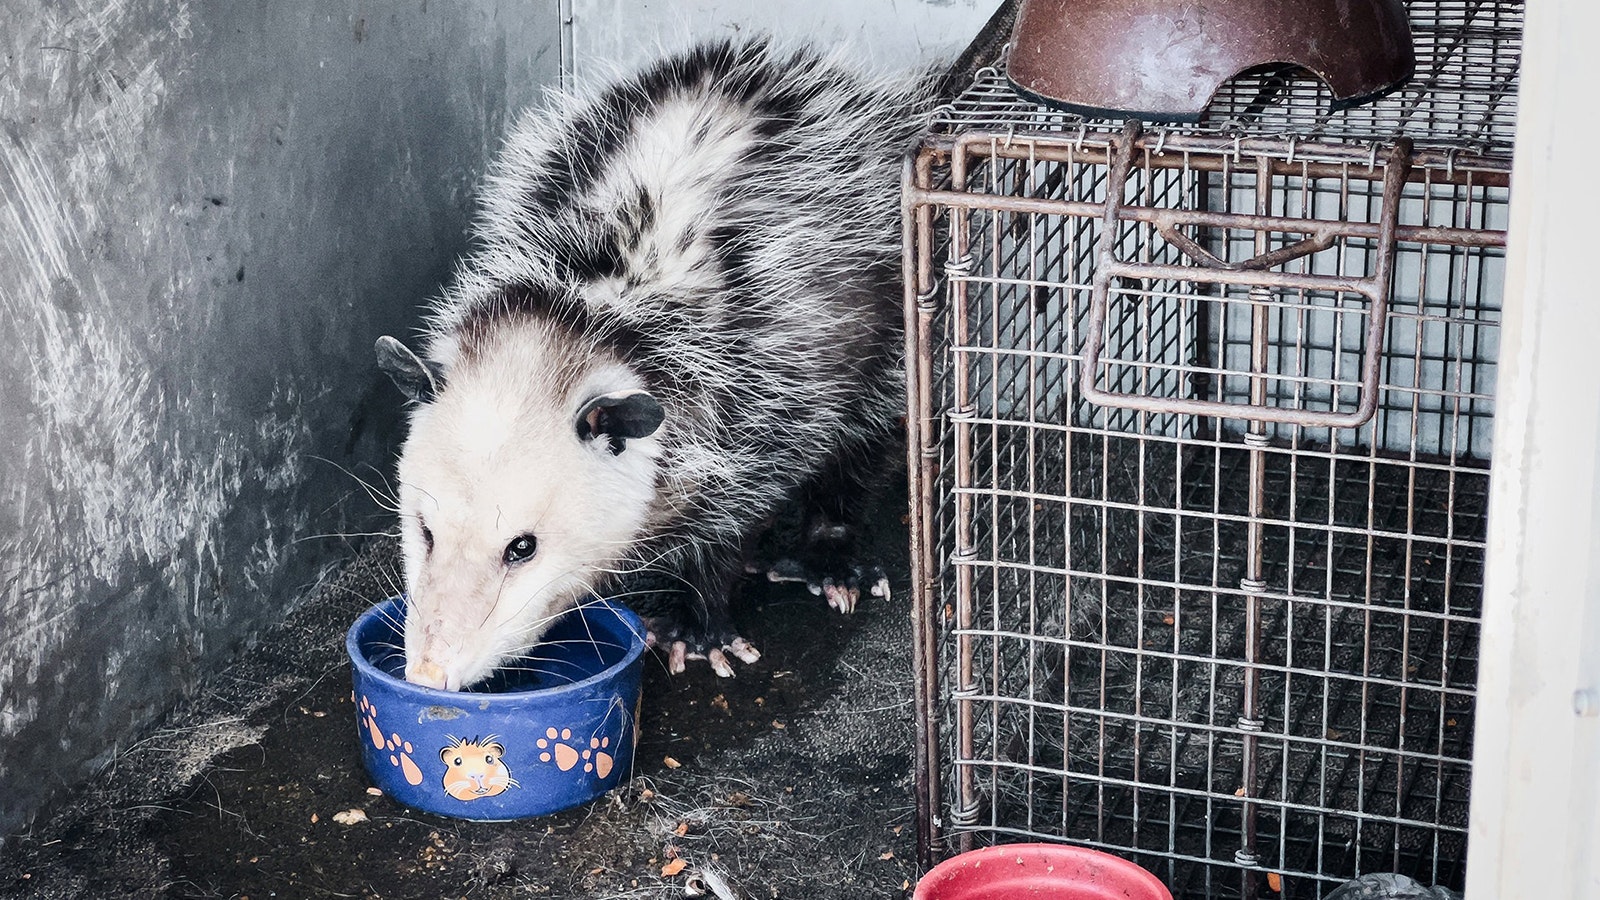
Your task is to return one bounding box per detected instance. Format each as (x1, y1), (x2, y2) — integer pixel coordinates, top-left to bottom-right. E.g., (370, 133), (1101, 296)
(0, 500), (920, 900)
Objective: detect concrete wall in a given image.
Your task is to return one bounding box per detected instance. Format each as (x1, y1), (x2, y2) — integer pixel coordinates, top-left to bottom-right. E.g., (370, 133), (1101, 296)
(570, 0), (1003, 75)
(0, 0), (999, 842)
(0, 0), (560, 838)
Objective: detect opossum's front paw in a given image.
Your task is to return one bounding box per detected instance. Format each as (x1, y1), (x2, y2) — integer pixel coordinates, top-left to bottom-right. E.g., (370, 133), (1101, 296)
(675, 636), (761, 678)
(642, 620), (761, 678)
(766, 558), (891, 615)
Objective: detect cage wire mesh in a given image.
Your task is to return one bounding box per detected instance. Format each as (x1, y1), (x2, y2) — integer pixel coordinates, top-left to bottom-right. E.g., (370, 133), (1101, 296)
(903, 3), (1518, 898)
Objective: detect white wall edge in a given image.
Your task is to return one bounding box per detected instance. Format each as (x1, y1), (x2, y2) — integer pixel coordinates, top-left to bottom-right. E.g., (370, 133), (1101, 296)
(1466, 1), (1600, 897)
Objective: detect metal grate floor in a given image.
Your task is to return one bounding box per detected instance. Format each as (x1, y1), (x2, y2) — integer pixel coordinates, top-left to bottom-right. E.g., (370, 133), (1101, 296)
(945, 433), (1483, 898)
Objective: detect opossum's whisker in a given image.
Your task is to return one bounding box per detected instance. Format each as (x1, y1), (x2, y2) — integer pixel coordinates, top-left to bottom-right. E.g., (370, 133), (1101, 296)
(394, 478), (440, 514)
(480, 565), (514, 632)
(587, 542), (691, 585)
(375, 607), (408, 637)
(503, 631), (622, 661)
(311, 455), (403, 513)
(501, 651), (616, 678)
(492, 567), (593, 632)
(486, 664), (587, 686)
(290, 530), (399, 547)
(377, 578), (406, 606)
(500, 649), (623, 670)
(483, 573), (614, 652)
(358, 459), (402, 499)
(574, 609), (608, 669)
(496, 661), (601, 680)
(589, 549), (680, 576)
(499, 599), (634, 652)
(501, 596), (599, 639)
(516, 635), (628, 650)
(373, 650), (407, 670)
(375, 593), (406, 623)
(476, 501), (587, 630)
(377, 563), (408, 597)
(505, 642), (629, 664)
(533, 530), (677, 573)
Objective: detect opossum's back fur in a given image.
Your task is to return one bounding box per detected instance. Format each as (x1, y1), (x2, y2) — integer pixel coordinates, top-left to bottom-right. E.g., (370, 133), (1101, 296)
(423, 38), (928, 619)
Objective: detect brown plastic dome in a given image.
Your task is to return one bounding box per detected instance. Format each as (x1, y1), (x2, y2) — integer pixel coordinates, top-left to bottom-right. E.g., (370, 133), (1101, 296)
(1006, 0), (1416, 121)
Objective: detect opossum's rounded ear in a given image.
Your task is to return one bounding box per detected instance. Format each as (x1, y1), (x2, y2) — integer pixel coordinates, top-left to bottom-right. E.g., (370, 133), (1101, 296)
(375, 336), (446, 403)
(575, 389), (664, 455)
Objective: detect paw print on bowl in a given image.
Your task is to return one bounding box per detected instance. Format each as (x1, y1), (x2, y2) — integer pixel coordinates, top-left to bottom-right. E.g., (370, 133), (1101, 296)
(357, 693), (423, 786)
(536, 726), (614, 779)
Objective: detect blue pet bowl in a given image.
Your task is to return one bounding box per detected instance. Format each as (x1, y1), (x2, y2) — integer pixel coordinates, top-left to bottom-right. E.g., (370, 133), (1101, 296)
(346, 597), (646, 820)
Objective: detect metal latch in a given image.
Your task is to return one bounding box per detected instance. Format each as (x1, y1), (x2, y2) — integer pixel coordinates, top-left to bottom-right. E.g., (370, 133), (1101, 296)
(1079, 121), (1414, 428)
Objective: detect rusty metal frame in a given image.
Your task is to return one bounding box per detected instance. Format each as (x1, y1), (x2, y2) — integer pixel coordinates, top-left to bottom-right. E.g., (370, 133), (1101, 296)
(1077, 123), (1414, 429)
(903, 124), (1510, 878)
(903, 147), (943, 869)
(904, 3), (1520, 894)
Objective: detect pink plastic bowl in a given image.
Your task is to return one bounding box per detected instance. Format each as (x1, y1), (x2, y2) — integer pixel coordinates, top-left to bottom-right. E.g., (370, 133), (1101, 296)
(913, 844), (1173, 900)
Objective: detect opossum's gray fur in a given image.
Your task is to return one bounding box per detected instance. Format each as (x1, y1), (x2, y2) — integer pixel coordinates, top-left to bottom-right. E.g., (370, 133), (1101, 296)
(391, 37), (931, 672)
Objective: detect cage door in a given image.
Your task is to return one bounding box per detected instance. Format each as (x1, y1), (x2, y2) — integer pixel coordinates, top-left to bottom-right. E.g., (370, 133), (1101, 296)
(1079, 124), (1414, 429)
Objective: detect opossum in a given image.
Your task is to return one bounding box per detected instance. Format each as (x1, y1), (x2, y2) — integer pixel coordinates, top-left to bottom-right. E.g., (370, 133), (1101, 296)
(375, 38), (929, 690)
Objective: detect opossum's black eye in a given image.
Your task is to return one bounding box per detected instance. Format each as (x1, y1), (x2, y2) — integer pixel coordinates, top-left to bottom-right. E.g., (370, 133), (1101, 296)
(421, 524), (434, 553)
(503, 534), (538, 565)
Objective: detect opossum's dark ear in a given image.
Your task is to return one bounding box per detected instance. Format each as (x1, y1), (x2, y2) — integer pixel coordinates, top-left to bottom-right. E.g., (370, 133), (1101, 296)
(576, 390), (664, 455)
(375, 336), (445, 403)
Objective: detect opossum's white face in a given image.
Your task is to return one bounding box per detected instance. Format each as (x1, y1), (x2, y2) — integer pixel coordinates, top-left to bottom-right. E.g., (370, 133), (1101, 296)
(380, 327), (662, 691)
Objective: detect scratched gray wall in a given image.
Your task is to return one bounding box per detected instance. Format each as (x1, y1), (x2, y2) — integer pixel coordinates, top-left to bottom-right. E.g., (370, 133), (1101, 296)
(0, 0), (560, 838)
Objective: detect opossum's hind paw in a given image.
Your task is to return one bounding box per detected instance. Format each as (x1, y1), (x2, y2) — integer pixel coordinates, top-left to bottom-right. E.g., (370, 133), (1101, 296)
(767, 559), (890, 614)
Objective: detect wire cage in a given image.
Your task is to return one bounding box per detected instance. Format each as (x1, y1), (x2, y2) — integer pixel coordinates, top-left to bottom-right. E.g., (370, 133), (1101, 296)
(903, 3), (1520, 898)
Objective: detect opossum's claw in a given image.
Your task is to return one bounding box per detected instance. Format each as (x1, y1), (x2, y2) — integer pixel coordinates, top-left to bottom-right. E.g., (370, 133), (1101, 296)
(692, 636), (761, 677)
(823, 579), (859, 614)
(668, 640), (688, 675)
(869, 573), (891, 600)
(816, 565), (891, 615)
(728, 636), (762, 664)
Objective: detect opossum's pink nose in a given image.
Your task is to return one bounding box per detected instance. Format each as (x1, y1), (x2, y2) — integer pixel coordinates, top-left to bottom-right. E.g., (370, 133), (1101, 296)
(405, 659), (453, 691)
